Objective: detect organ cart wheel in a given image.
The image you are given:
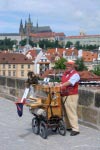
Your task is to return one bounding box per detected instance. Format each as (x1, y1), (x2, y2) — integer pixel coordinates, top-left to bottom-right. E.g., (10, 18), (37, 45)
(39, 121), (48, 139)
(32, 117), (39, 134)
(58, 119), (66, 136)
(52, 127), (58, 132)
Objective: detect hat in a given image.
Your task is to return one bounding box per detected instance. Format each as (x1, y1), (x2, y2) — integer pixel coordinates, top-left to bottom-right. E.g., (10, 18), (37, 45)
(65, 60), (75, 66)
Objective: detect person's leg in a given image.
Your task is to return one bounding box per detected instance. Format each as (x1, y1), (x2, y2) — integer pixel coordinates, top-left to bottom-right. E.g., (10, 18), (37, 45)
(64, 95), (79, 132)
(62, 96), (72, 129)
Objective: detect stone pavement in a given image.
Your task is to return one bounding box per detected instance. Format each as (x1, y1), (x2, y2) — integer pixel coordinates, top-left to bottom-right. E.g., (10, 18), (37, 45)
(0, 97), (100, 150)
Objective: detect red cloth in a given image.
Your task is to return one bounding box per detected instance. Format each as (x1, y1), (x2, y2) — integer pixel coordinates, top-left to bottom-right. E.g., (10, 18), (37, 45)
(61, 70), (79, 96)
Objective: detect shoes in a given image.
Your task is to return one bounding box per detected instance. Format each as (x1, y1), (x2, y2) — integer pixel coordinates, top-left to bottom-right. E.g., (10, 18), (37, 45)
(67, 128), (72, 132)
(70, 131), (80, 136)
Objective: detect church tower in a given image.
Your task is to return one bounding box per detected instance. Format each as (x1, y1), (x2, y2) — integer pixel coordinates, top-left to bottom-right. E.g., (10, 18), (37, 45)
(36, 19), (38, 33)
(19, 14), (52, 36)
(25, 14), (33, 36)
(19, 19), (24, 35)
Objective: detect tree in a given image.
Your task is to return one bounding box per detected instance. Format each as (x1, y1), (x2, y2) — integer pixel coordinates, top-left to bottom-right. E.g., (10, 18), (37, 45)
(75, 41), (82, 49)
(75, 58), (88, 71)
(54, 58), (67, 70)
(0, 38), (17, 50)
(19, 39), (35, 47)
(92, 65), (100, 76)
(39, 39), (63, 49)
(65, 41), (73, 48)
(50, 58), (66, 82)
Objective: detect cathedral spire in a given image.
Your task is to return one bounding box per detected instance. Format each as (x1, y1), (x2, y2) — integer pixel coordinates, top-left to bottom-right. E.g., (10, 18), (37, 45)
(19, 19), (24, 35)
(28, 14), (31, 23)
(37, 19), (38, 28)
(20, 19), (23, 26)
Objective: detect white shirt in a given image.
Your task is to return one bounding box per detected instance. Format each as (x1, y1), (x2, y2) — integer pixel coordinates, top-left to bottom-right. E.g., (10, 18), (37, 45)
(68, 73), (80, 86)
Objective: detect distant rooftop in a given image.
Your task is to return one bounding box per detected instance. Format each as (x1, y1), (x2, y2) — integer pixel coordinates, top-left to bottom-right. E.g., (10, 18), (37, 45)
(0, 33), (20, 36)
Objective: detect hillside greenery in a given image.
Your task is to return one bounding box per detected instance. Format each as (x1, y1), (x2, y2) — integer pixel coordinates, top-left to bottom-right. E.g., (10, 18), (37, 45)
(0, 38), (99, 51)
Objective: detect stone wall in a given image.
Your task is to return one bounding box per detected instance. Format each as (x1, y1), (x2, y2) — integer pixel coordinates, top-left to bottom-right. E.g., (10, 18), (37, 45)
(0, 76), (100, 130)
(78, 87), (100, 130)
(0, 76), (25, 101)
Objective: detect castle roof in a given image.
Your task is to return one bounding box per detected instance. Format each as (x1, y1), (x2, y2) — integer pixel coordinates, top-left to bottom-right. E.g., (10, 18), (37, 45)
(32, 26), (52, 33)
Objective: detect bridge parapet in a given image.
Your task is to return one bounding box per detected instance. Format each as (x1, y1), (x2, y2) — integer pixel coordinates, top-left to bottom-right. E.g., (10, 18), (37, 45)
(0, 76), (100, 130)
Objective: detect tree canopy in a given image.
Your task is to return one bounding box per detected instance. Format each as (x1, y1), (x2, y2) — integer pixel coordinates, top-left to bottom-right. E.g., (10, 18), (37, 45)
(54, 58), (67, 70)
(0, 38), (17, 50)
(75, 58), (88, 71)
(91, 65), (100, 76)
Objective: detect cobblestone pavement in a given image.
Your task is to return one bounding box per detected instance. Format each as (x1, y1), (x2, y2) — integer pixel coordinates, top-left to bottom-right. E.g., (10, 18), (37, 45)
(0, 97), (100, 150)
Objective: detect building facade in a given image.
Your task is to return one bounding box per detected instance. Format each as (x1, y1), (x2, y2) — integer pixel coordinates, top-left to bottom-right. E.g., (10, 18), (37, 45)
(0, 52), (33, 79)
(65, 32), (100, 46)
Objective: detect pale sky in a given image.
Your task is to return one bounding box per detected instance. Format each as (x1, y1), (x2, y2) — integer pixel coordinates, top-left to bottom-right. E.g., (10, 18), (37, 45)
(0, 0), (100, 36)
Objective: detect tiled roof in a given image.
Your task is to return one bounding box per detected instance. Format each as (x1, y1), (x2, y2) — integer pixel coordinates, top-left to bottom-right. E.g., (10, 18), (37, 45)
(30, 32), (55, 38)
(25, 49), (41, 60)
(46, 48), (65, 54)
(82, 51), (97, 62)
(45, 48), (78, 62)
(0, 52), (33, 64)
(38, 62), (50, 64)
(30, 32), (65, 38)
(55, 32), (66, 36)
(66, 48), (78, 56)
(78, 71), (100, 81)
(66, 34), (100, 39)
(45, 48), (64, 62)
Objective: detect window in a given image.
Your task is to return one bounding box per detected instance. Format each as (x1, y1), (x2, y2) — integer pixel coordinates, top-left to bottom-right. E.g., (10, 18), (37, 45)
(21, 64), (24, 69)
(28, 64), (30, 69)
(21, 71), (24, 76)
(3, 64), (5, 69)
(3, 71), (5, 76)
(8, 64), (11, 68)
(13, 71), (16, 76)
(8, 71), (11, 76)
(98, 54), (100, 58)
(41, 59), (43, 62)
(13, 64), (16, 68)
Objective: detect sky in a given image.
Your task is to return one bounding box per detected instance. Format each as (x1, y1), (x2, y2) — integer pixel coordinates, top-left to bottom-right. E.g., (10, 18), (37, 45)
(0, 0), (100, 36)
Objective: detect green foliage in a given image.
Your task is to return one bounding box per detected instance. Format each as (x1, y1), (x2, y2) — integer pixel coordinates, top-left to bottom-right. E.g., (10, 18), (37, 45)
(19, 39), (36, 47)
(19, 39), (63, 49)
(0, 38), (17, 50)
(39, 39), (63, 49)
(75, 41), (83, 49)
(75, 58), (88, 71)
(84, 44), (98, 51)
(65, 40), (98, 50)
(54, 58), (67, 70)
(65, 41), (73, 48)
(54, 57), (88, 72)
(0, 37), (99, 51)
(92, 65), (100, 76)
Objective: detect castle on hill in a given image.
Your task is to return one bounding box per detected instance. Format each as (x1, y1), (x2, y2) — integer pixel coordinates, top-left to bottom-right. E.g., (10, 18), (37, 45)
(19, 14), (52, 36)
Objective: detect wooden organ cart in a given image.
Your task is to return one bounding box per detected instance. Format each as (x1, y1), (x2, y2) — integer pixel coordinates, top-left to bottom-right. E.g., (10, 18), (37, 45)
(25, 84), (66, 139)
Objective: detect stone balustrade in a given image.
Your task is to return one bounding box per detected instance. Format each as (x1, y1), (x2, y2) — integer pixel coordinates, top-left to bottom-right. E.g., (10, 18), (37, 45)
(0, 76), (100, 130)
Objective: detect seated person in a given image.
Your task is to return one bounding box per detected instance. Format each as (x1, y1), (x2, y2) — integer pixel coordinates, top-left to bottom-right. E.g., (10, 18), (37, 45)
(25, 71), (39, 98)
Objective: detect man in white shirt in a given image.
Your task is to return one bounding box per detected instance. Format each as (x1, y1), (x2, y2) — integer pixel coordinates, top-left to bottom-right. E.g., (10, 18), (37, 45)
(60, 60), (80, 136)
